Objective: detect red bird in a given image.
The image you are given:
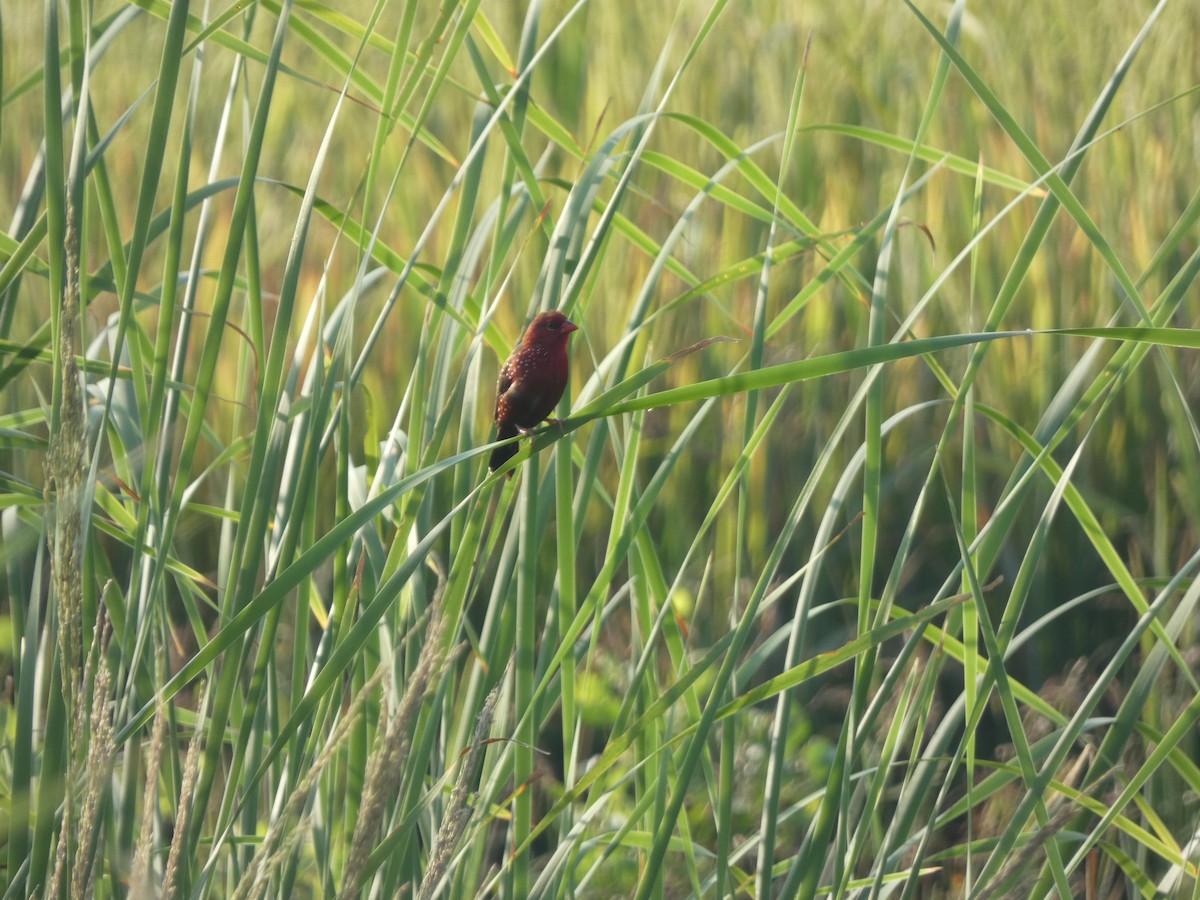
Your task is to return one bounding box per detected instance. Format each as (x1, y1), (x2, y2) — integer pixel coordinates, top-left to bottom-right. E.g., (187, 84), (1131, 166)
(489, 310), (579, 473)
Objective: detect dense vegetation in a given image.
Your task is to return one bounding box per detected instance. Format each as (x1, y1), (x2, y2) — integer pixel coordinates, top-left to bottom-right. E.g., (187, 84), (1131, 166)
(1, 0), (1198, 896)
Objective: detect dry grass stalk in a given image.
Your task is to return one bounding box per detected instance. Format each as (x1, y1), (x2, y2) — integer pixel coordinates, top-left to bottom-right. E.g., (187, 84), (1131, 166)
(339, 610), (447, 900)
(130, 687), (171, 898)
(72, 612), (116, 897)
(162, 684), (208, 899)
(231, 666), (386, 900)
(45, 182), (90, 900)
(416, 681), (500, 900)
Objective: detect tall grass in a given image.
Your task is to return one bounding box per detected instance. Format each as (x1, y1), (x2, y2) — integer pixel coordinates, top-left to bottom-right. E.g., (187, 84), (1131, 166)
(2, 0), (1199, 896)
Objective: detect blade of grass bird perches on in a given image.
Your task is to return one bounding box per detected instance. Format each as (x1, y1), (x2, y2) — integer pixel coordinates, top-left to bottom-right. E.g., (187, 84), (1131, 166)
(485, 333), (740, 479)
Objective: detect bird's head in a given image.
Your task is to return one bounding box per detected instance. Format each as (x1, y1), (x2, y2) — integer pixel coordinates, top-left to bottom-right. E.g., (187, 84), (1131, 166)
(523, 310), (579, 347)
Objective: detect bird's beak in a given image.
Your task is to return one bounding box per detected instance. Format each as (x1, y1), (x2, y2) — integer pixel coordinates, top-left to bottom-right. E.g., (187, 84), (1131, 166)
(563, 319), (579, 334)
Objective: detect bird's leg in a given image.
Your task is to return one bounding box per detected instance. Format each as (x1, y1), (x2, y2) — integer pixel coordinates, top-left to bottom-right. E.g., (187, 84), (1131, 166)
(517, 418), (566, 437)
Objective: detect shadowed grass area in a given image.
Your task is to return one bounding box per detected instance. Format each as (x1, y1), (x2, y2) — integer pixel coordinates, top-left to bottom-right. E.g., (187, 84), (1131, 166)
(1, 0), (1199, 896)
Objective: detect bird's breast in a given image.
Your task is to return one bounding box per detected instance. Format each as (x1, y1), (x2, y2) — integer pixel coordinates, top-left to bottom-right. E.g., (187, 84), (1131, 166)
(509, 344), (568, 386)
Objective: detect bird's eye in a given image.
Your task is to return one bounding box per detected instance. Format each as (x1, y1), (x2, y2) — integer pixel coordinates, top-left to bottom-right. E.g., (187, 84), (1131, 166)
(547, 320), (560, 330)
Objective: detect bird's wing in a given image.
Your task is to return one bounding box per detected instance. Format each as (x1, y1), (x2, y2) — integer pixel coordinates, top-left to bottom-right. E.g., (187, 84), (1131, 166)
(497, 365), (514, 396)
(494, 359), (515, 414)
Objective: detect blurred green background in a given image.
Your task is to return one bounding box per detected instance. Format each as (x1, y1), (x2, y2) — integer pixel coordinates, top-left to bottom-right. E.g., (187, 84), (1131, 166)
(2, 0), (1199, 896)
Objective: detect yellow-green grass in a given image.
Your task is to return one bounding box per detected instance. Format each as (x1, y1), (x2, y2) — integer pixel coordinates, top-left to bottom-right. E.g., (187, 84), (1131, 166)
(1, 0), (1198, 896)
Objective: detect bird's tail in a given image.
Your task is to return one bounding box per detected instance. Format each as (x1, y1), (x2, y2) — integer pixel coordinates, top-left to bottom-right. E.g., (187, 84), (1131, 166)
(489, 422), (520, 474)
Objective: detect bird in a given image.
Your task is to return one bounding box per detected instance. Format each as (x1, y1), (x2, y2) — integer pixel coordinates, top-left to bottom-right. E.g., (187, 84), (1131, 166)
(489, 309), (579, 474)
